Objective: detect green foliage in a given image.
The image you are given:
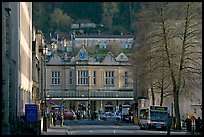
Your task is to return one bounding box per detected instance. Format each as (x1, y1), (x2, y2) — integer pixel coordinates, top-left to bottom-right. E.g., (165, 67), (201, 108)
(70, 46), (80, 57)
(94, 49), (108, 58)
(50, 8), (72, 34)
(33, 2), (141, 36)
(111, 25), (128, 35)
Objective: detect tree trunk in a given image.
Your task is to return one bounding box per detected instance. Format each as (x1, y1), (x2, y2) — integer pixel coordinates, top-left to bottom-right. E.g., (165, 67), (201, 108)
(160, 3), (182, 130)
(160, 82), (164, 106)
(174, 88), (182, 130)
(151, 84), (155, 106)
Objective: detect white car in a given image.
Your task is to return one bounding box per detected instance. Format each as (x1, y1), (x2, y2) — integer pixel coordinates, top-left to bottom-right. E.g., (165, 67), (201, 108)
(100, 112), (122, 121)
(100, 112), (115, 121)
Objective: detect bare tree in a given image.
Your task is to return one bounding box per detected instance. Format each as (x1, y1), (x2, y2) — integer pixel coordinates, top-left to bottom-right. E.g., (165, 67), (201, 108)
(159, 2), (202, 129)
(133, 3), (170, 106)
(132, 2), (201, 130)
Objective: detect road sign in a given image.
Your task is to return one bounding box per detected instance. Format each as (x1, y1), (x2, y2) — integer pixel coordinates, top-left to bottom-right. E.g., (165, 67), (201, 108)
(25, 104), (38, 123)
(60, 104), (64, 108)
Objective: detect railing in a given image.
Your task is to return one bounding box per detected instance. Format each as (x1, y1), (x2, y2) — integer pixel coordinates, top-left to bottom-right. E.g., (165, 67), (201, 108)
(46, 90), (133, 98)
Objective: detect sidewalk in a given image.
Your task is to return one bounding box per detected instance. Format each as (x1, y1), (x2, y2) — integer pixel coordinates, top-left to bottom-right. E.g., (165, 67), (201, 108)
(41, 125), (68, 135)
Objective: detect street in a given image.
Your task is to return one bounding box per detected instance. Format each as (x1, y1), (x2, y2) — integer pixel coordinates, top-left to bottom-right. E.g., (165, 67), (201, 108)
(59, 119), (189, 135)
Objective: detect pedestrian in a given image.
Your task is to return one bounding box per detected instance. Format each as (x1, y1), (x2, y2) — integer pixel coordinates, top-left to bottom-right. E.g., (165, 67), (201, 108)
(185, 116), (192, 133)
(50, 111), (53, 126)
(195, 117), (201, 134)
(60, 112), (64, 127)
(58, 112), (62, 126)
(53, 112), (56, 126)
(166, 114), (172, 135)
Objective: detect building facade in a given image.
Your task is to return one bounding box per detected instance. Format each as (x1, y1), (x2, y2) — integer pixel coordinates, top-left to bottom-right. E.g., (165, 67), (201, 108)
(2, 2), (33, 135)
(71, 19), (96, 29)
(73, 34), (134, 49)
(46, 46), (134, 114)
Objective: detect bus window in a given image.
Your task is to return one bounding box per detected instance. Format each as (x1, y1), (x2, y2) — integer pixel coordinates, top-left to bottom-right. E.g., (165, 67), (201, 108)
(150, 111), (167, 121)
(139, 109), (148, 119)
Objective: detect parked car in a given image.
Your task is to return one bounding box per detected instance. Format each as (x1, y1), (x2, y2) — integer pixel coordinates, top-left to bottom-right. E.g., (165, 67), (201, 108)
(63, 109), (76, 120)
(100, 112), (116, 121)
(114, 112), (131, 122)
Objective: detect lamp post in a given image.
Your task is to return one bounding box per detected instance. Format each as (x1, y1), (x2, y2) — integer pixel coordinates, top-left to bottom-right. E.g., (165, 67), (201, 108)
(43, 44), (48, 131)
(88, 75), (90, 120)
(116, 95), (118, 112)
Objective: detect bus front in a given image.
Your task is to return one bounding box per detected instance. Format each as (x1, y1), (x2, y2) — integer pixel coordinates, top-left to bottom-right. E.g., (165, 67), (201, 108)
(148, 106), (168, 130)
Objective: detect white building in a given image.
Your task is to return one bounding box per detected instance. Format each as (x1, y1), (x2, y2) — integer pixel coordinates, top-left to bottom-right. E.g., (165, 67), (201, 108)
(2, 2), (33, 135)
(74, 34), (134, 49)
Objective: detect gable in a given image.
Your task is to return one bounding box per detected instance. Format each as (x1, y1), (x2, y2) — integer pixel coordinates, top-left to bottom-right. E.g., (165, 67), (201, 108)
(47, 54), (64, 65)
(102, 52), (117, 65)
(115, 52), (128, 62)
(76, 46), (89, 60)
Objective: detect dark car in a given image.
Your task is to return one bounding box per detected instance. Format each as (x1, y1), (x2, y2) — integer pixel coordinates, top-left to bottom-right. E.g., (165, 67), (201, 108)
(63, 109), (76, 120)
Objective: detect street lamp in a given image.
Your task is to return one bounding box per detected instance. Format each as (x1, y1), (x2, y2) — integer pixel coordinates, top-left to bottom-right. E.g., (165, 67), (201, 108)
(43, 44), (48, 131)
(88, 75), (90, 120)
(116, 95), (118, 112)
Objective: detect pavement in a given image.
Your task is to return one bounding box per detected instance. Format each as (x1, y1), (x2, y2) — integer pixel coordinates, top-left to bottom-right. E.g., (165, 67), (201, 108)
(41, 125), (68, 135)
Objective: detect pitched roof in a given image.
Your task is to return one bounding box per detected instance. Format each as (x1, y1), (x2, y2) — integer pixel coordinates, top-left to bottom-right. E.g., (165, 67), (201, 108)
(72, 19), (94, 24)
(115, 52), (128, 62)
(102, 52), (117, 65)
(75, 34), (133, 39)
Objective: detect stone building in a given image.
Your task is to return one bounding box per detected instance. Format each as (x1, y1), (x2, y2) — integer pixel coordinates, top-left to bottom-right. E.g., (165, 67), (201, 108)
(73, 34), (134, 49)
(2, 2), (33, 135)
(45, 46), (134, 114)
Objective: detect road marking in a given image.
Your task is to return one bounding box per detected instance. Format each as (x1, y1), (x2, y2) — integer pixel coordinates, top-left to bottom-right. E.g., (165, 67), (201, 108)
(67, 130), (72, 135)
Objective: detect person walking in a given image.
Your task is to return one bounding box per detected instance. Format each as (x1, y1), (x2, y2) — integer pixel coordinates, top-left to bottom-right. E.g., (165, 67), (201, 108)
(57, 112), (62, 126)
(166, 114), (172, 135)
(185, 116), (192, 134)
(52, 112), (56, 126)
(195, 117), (201, 134)
(59, 112), (64, 127)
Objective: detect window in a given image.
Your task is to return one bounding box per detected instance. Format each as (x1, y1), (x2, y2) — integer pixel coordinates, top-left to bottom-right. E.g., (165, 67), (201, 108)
(78, 70), (89, 85)
(124, 71), (128, 86)
(51, 71), (60, 85)
(99, 44), (103, 48)
(104, 44), (107, 48)
(70, 71), (72, 84)
(105, 71), (114, 85)
(120, 55), (124, 60)
(93, 71), (96, 85)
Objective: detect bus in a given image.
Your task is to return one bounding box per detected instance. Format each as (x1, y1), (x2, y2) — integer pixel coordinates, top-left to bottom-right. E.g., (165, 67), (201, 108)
(139, 106), (168, 130)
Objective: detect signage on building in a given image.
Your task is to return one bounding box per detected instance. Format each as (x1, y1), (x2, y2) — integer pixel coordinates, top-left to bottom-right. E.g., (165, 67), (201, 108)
(150, 106), (168, 111)
(25, 104), (38, 123)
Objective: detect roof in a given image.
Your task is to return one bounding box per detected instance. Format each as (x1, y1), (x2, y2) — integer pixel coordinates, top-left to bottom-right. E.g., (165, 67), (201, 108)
(72, 19), (94, 24)
(75, 35), (134, 39)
